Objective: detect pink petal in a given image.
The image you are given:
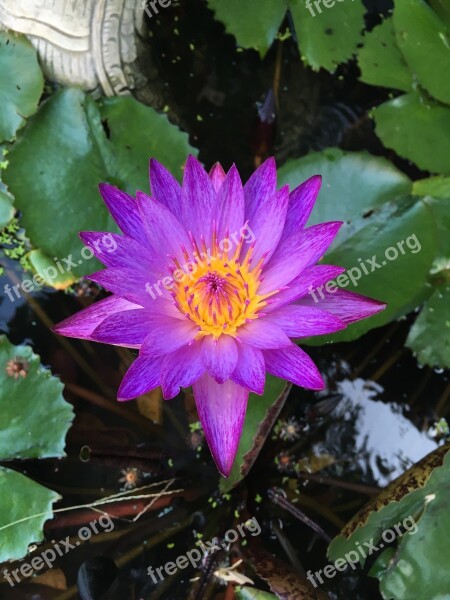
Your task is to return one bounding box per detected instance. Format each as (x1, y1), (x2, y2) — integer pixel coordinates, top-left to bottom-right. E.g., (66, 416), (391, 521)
(140, 318), (199, 357)
(215, 165), (245, 241)
(91, 308), (161, 348)
(248, 185), (289, 264)
(209, 162), (226, 192)
(137, 191), (191, 264)
(297, 289), (386, 324)
(160, 343), (205, 399)
(264, 344), (325, 390)
(259, 221), (343, 294)
(231, 343), (265, 394)
(201, 335), (238, 384)
(237, 319), (291, 349)
(244, 157), (277, 226)
(282, 175), (322, 236)
(88, 267), (168, 306)
(264, 305), (346, 337)
(149, 158), (182, 214)
(79, 231), (160, 276)
(98, 184), (148, 246)
(53, 295), (140, 340)
(193, 374), (249, 477)
(181, 155), (217, 242)
(266, 265), (346, 312)
(118, 354), (164, 401)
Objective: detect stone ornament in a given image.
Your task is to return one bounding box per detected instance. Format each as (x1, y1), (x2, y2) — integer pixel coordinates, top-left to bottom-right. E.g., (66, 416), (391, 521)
(0, 0), (147, 96)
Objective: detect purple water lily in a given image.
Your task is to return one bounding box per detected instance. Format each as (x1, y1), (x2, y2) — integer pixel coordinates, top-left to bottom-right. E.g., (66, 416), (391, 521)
(54, 156), (385, 477)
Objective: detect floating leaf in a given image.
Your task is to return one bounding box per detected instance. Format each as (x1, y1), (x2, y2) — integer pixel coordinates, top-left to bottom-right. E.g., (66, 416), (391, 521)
(289, 0), (366, 71)
(373, 93), (450, 174)
(0, 336), (73, 561)
(0, 31), (43, 143)
(393, 0), (450, 105)
(413, 177), (450, 273)
(357, 18), (413, 92)
(99, 96), (196, 194)
(0, 335), (74, 459)
(206, 0), (287, 56)
(278, 149), (412, 227)
(413, 176), (450, 199)
(0, 468), (60, 562)
(308, 198), (436, 342)
(3, 89), (197, 281)
(0, 189), (14, 230)
(407, 284), (450, 368)
(221, 376), (290, 491)
(328, 445), (450, 600)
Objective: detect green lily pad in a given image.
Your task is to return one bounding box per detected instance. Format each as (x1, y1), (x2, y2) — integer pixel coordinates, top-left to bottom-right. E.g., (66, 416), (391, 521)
(206, 0), (287, 56)
(0, 31), (44, 143)
(308, 197), (436, 343)
(407, 284), (450, 368)
(373, 93), (450, 175)
(413, 176), (450, 199)
(393, 0), (450, 105)
(357, 18), (413, 92)
(328, 446), (450, 600)
(0, 335), (74, 459)
(3, 88), (198, 281)
(0, 336), (73, 561)
(289, 0), (366, 71)
(99, 96), (196, 194)
(413, 178), (450, 274)
(0, 468), (60, 562)
(0, 189), (14, 230)
(278, 149), (412, 227)
(221, 375), (290, 491)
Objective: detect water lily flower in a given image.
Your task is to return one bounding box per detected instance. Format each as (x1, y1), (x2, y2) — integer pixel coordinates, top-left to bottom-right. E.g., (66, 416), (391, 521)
(54, 156), (385, 476)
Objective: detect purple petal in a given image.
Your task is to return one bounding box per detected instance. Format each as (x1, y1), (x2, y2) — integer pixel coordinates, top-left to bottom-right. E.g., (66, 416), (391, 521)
(260, 221), (343, 294)
(244, 157), (277, 226)
(181, 155), (217, 242)
(118, 354), (164, 401)
(193, 374), (249, 477)
(248, 185), (289, 264)
(53, 295), (140, 340)
(137, 191), (191, 264)
(88, 267), (167, 306)
(209, 162), (226, 192)
(79, 232), (159, 276)
(91, 308), (160, 348)
(160, 343), (205, 399)
(140, 318), (198, 357)
(237, 319), (291, 349)
(201, 335), (238, 384)
(231, 343), (265, 394)
(98, 184), (148, 246)
(264, 344), (325, 390)
(283, 175), (322, 236)
(266, 265), (346, 312)
(215, 165), (245, 241)
(149, 158), (182, 214)
(297, 289), (386, 324)
(264, 305), (346, 337)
